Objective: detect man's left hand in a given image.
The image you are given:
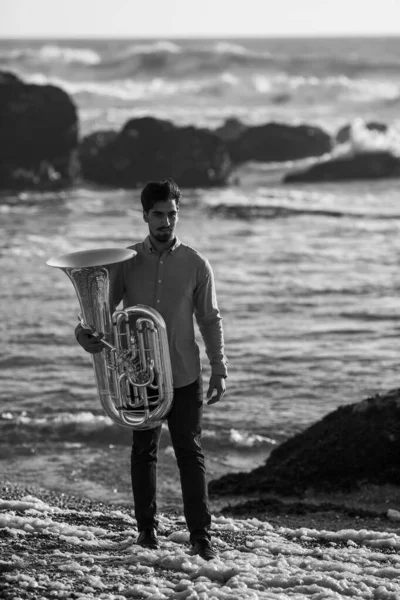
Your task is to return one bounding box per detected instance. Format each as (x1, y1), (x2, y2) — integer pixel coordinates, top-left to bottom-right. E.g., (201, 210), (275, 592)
(206, 374), (226, 405)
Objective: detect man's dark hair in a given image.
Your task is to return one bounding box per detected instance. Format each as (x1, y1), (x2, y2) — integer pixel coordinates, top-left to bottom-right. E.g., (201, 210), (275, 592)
(141, 178), (182, 213)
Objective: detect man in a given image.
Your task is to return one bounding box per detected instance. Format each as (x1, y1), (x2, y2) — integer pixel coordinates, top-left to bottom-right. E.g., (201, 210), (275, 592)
(75, 178), (228, 561)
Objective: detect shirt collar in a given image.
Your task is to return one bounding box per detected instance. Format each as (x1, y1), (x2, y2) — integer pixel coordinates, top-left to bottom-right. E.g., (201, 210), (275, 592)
(144, 235), (181, 254)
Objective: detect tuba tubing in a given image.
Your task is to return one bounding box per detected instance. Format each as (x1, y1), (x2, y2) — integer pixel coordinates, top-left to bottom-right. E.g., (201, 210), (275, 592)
(46, 248), (174, 429)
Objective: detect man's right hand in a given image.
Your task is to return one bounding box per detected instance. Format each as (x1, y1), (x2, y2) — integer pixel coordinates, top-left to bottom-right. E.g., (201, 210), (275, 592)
(76, 328), (105, 354)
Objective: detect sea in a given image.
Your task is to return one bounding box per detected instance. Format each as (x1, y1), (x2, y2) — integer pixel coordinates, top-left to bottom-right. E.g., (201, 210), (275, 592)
(1, 36), (400, 508)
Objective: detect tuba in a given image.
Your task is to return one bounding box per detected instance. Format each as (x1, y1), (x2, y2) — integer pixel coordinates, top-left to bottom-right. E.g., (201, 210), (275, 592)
(46, 248), (174, 430)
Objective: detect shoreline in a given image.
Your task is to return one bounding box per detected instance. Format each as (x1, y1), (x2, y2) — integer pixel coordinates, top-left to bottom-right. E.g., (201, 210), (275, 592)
(0, 440), (267, 512)
(2, 476), (400, 534)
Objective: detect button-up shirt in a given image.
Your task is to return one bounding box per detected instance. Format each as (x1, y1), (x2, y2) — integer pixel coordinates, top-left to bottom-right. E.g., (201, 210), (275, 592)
(108, 236), (228, 388)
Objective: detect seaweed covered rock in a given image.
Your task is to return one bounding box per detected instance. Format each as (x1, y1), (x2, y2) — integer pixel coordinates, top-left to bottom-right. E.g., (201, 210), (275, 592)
(209, 388), (400, 497)
(0, 70), (79, 190)
(79, 116), (232, 188)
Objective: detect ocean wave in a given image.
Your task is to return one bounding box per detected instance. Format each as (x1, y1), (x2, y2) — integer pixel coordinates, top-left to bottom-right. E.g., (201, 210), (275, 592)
(118, 40), (182, 56)
(0, 43), (101, 66)
(2, 39), (399, 108)
(20, 69), (398, 108)
(3, 40), (400, 80)
(208, 200), (400, 221)
(204, 183), (400, 220)
(0, 411), (277, 451)
(0, 41), (267, 74)
(24, 72), (233, 101)
(277, 53), (400, 77)
(251, 73), (399, 102)
(213, 41), (263, 56)
(338, 311), (400, 322)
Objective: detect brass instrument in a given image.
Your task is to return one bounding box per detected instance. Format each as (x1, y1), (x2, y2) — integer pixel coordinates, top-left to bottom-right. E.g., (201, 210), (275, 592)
(46, 248), (174, 429)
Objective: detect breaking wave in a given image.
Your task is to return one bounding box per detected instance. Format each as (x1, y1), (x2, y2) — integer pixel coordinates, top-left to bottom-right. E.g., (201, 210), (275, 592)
(0, 411), (278, 451)
(0, 44), (102, 66)
(209, 203), (400, 220)
(18, 70), (399, 108)
(2, 38), (400, 122)
(3, 40), (400, 76)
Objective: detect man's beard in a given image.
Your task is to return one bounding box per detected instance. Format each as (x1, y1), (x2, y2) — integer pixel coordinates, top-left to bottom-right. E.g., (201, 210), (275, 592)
(155, 229), (174, 242)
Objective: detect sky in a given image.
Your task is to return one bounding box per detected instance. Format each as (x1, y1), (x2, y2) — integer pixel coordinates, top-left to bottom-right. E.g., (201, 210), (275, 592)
(0, 0), (400, 38)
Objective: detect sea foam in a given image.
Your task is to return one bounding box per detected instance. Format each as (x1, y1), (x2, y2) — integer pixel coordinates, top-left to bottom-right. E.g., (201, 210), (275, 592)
(334, 118), (400, 157)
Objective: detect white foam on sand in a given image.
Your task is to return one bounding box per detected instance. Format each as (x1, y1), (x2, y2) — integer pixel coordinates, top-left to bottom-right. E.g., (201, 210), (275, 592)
(1, 495), (400, 599)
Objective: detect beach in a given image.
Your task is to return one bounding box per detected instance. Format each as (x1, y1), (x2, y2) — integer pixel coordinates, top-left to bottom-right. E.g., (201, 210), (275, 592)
(2, 481), (400, 599)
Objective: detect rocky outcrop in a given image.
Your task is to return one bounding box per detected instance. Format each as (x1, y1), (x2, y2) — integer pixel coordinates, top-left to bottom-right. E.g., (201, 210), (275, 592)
(0, 70), (79, 190)
(209, 388), (400, 497)
(223, 122), (332, 164)
(79, 116), (232, 188)
(284, 151), (400, 183)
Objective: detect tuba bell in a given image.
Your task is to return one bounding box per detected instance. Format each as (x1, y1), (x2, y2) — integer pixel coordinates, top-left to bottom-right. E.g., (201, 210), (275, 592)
(46, 248), (174, 430)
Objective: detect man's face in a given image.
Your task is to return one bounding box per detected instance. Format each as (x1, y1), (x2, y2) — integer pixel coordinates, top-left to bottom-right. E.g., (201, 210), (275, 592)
(143, 199), (179, 242)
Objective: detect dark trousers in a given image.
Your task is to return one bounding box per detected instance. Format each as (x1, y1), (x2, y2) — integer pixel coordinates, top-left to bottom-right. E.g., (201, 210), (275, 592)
(131, 376), (211, 543)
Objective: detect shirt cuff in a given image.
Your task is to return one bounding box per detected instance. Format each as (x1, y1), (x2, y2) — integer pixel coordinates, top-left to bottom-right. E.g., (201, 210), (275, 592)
(211, 366), (228, 379)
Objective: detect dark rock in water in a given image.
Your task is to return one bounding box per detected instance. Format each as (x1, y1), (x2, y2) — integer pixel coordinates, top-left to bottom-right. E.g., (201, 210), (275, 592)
(226, 122), (332, 164)
(336, 121), (388, 144)
(215, 117), (248, 142)
(284, 151), (400, 183)
(121, 116), (175, 138)
(80, 116), (232, 188)
(0, 70), (23, 85)
(209, 388), (400, 496)
(0, 71), (79, 190)
(78, 130), (119, 184)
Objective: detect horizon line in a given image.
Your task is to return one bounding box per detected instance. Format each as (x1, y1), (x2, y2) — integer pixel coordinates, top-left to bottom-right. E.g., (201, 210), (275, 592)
(1, 32), (400, 40)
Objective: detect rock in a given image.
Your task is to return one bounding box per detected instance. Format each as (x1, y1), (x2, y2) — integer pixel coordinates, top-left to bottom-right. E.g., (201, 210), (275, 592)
(226, 122), (332, 164)
(209, 388), (400, 496)
(78, 130), (118, 184)
(0, 71), (79, 190)
(0, 70), (23, 85)
(121, 116), (175, 138)
(336, 121), (387, 144)
(284, 151), (400, 183)
(214, 117), (248, 142)
(80, 116), (232, 188)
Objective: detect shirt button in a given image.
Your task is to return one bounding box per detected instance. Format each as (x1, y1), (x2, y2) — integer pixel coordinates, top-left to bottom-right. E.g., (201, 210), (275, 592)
(158, 279), (162, 283)
(157, 300), (160, 303)
(160, 261), (163, 264)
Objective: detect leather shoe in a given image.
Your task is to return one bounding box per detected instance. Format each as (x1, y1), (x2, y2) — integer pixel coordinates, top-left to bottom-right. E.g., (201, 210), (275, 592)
(136, 528), (159, 549)
(191, 539), (217, 560)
